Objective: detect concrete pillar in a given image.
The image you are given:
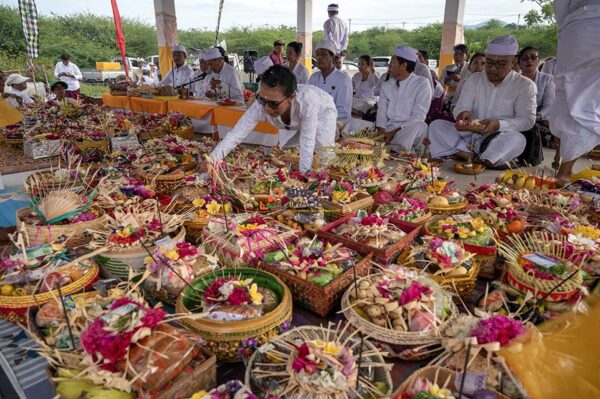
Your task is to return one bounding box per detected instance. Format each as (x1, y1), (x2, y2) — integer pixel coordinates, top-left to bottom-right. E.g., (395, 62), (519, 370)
(154, 0), (178, 80)
(297, 0), (313, 72)
(439, 0), (465, 73)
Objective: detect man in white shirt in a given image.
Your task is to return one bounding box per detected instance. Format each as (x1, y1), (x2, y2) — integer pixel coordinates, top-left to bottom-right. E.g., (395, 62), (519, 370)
(3, 74), (34, 107)
(429, 35), (537, 168)
(190, 52), (210, 97)
(309, 40), (352, 122)
(323, 4), (348, 56)
(53, 53), (82, 99)
(158, 45), (194, 89)
(376, 46), (432, 153)
(199, 47), (244, 102)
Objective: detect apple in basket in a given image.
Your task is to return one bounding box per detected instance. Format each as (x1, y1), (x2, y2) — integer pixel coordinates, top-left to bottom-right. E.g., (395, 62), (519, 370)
(221, 98), (234, 105)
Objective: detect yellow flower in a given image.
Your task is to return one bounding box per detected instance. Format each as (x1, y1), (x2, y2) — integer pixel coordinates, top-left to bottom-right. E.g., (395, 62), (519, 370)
(236, 223), (259, 233)
(164, 249), (180, 261)
(190, 391), (207, 399)
(248, 283), (263, 304)
(192, 198), (206, 208)
(144, 256), (153, 265)
(123, 119), (132, 129)
(310, 340), (341, 355)
(575, 225), (600, 240)
(470, 217), (487, 232)
(457, 227), (472, 239)
(332, 191), (350, 202)
(426, 180), (446, 193)
(429, 383), (455, 399)
(206, 200), (221, 215)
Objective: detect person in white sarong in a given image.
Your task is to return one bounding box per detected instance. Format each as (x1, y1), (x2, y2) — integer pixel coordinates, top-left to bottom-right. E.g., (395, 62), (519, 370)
(429, 35), (537, 168)
(550, 0), (600, 185)
(309, 40), (353, 123)
(323, 4), (349, 56)
(376, 46), (432, 153)
(190, 52), (210, 97)
(285, 42), (309, 84)
(158, 45), (194, 88)
(211, 65), (337, 173)
(198, 47), (244, 102)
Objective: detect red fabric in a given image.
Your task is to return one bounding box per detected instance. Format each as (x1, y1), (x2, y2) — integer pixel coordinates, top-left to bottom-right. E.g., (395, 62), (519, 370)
(269, 52), (282, 65)
(65, 89), (80, 99)
(110, 0), (129, 79)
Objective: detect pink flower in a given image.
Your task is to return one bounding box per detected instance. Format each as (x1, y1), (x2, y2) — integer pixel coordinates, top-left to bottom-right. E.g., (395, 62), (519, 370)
(470, 314), (526, 347)
(228, 286), (251, 305)
(400, 281), (432, 305)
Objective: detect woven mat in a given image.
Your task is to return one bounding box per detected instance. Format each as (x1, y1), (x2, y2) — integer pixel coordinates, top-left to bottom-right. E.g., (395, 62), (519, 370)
(0, 144), (58, 175)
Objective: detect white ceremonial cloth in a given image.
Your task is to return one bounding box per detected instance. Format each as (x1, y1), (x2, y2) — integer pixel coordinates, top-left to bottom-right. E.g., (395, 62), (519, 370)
(549, 0), (600, 162)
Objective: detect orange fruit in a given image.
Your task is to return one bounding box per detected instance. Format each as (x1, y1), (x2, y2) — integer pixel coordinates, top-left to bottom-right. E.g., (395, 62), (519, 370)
(507, 219), (524, 233)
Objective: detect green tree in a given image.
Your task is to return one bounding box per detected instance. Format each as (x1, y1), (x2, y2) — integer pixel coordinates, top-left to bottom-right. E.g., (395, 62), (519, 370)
(522, 0), (555, 26)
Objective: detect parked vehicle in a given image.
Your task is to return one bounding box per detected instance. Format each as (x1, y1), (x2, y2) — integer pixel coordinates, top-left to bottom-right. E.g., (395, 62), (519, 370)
(372, 56), (391, 75)
(81, 57), (141, 83)
(311, 58), (360, 78)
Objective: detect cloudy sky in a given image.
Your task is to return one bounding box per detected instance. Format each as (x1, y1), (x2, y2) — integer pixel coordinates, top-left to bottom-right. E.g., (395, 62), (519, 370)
(2, 0), (540, 31)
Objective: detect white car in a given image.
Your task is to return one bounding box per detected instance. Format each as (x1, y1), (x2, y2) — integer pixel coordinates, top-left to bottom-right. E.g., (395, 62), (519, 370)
(372, 56), (391, 75)
(312, 60), (359, 78)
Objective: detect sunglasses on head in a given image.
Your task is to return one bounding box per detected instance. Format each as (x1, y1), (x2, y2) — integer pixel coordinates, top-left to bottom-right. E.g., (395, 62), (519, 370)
(256, 94), (288, 109)
(519, 54), (539, 62)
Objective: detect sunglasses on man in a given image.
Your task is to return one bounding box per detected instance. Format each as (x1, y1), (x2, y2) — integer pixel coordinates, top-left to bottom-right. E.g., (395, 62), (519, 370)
(256, 94), (289, 109)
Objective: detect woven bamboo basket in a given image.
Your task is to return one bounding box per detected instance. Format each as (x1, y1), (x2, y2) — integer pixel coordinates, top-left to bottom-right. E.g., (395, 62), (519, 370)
(393, 366), (510, 399)
(434, 261), (480, 302)
(66, 139), (110, 154)
(341, 274), (458, 361)
(258, 253), (373, 317)
(17, 207), (107, 245)
(183, 215), (210, 243)
(139, 128), (166, 141)
(427, 198), (469, 215)
(175, 268), (293, 362)
(320, 192), (374, 222)
(0, 264), (99, 324)
(95, 227), (186, 280)
(404, 251), (480, 303)
(424, 216), (499, 280)
(244, 325), (393, 398)
(170, 125), (194, 139)
(139, 166), (200, 194)
(5, 137), (24, 148)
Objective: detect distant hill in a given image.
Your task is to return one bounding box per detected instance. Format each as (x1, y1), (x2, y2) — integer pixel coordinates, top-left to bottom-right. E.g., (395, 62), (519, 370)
(465, 20), (509, 30)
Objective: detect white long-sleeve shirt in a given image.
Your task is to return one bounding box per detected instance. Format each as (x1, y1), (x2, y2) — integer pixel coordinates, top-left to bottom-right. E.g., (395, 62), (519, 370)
(211, 84), (337, 172)
(4, 86), (34, 106)
(53, 62), (82, 91)
(158, 64), (194, 88)
(197, 62), (244, 102)
(286, 62), (309, 85)
(376, 73), (432, 130)
(309, 68), (352, 121)
(534, 71), (555, 119)
(454, 71), (537, 132)
(352, 72), (379, 102)
(323, 16), (349, 54)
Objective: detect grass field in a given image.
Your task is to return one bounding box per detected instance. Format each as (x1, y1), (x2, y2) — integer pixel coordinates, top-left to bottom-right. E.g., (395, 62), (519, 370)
(80, 82), (109, 97)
